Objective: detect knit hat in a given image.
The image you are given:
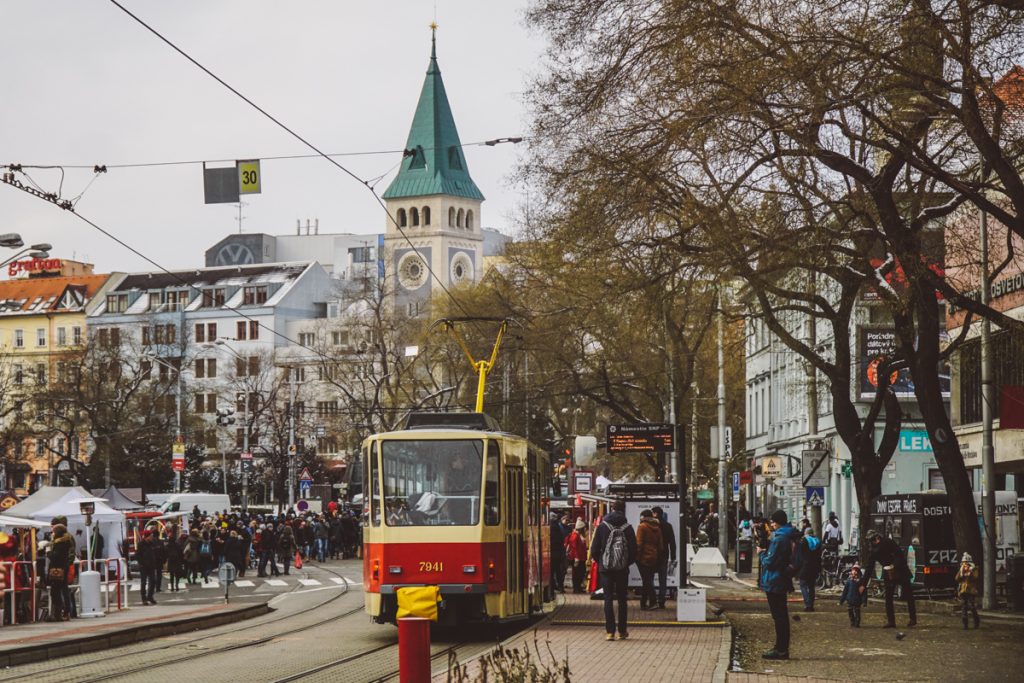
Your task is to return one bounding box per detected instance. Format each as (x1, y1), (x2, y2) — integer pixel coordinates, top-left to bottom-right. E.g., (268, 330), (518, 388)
(962, 552), (973, 563)
(770, 510), (788, 525)
(575, 518), (586, 531)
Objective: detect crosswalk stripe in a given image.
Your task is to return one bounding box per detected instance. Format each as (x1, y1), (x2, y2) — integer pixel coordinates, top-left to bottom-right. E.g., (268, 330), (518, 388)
(129, 582), (140, 591)
(265, 579), (287, 587)
(234, 580), (255, 587)
(298, 579), (321, 586)
(330, 577), (345, 585)
(202, 580), (221, 589)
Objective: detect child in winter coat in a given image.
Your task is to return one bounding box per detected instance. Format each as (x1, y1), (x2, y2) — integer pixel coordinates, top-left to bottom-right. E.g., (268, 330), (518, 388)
(955, 552), (980, 629)
(839, 564), (866, 627)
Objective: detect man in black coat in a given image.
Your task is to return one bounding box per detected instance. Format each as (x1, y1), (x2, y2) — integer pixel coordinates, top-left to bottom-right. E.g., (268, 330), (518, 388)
(136, 530), (159, 605)
(590, 500), (638, 640)
(861, 529), (916, 627)
(548, 513), (566, 594)
(652, 506), (677, 609)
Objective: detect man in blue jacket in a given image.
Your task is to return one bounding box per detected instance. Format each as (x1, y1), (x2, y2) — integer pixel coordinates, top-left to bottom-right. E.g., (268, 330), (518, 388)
(759, 510), (801, 660)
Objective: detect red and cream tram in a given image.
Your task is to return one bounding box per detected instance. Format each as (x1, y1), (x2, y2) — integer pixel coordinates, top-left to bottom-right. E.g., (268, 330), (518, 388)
(363, 412), (551, 625)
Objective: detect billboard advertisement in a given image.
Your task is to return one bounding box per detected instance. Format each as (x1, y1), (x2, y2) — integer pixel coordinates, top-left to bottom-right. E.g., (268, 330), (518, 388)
(858, 328), (950, 400)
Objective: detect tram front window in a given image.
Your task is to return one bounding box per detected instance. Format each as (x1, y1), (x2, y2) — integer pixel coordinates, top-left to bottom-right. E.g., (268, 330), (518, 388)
(382, 440), (483, 526)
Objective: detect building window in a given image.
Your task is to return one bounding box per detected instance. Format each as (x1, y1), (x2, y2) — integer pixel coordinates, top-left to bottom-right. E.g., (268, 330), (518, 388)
(14, 329), (23, 348)
(316, 400), (339, 417)
(36, 439), (45, 457)
(195, 393), (217, 414)
(958, 331), (1024, 425)
(35, 363), (46, 385)
(242, 286), (268, 305)
(411, 207), (420, 226)
(423, 206), (431, 225)
(72, 326), (82, 345)
(398, 208), (407, 227)
(13, 364), (23, 385)
(106, 293), (129, 313)
(449, 207), (456, 227)
(299, 332), (315, 346)
(57, 327), (67, 347)
(202, 288), (226, 307)
(195, 323), (206, 343)
(332, 330), (348, 347)
(466, 210), (474, 229)
(237, 321), (247, 340)
(206, 323), (217, 341)
(457, 208), (464, 228)
(142, 326), (151, 346)
(36, 328), (46, 347)
(141, 360), (152, 380)
(287, 366), (306, 382)
(249, 321), (259, 340)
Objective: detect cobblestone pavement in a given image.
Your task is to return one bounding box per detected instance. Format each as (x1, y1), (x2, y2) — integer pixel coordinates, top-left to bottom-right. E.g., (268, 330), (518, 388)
(715, 577), (1024, 682)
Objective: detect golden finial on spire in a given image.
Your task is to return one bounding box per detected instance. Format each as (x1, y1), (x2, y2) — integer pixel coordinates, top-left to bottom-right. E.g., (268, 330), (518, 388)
(430, 21), (438, 31)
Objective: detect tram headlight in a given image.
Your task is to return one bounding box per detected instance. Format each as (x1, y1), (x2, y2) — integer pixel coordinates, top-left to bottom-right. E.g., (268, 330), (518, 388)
(389, 566), (403, 575)
(487, 561), (495, 581)
(462, 565), (477, 574)
(373, 560), (380, 581)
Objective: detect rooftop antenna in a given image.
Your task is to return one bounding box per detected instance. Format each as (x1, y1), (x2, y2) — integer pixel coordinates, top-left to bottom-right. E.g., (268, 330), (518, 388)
(234, 201), (248, 233)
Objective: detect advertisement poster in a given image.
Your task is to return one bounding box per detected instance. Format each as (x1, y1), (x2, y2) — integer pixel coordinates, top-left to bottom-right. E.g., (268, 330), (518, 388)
(858, 328), (950, 400)
(624, 500), (680, 589)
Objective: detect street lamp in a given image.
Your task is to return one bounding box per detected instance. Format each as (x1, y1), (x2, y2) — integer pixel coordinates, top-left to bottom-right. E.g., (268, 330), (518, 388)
(202, 339), (253, 511)
(0, 233), (24, 248)
(142, 352), (183, 493)
(0, 243), (52, 270)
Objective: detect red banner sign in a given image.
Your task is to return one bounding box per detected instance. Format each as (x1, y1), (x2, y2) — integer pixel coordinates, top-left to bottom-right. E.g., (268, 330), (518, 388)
(171, 457), (185, 472)
(8, 258), (61, 277)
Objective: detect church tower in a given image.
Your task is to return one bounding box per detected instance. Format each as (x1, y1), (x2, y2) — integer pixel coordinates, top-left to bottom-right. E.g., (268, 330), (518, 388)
(382, 27), (484, 315)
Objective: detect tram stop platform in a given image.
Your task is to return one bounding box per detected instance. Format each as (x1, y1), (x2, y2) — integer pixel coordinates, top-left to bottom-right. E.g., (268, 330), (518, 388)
(436, 591), (732, 683)
(0, 600), (268, 667)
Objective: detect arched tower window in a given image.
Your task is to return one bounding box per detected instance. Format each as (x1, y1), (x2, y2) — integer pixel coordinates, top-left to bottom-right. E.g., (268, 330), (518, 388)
(398, 208), (407, 227)
(448, 207), (456, 227)
(457, 208), (464, 228)
(411, 207), (420, 226)
(422, 207), (431, 225)
(466, 210), (474, 230)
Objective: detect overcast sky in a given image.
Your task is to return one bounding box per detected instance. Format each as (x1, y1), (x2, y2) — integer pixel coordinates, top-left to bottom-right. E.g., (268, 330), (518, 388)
(0, 1), (541, 274)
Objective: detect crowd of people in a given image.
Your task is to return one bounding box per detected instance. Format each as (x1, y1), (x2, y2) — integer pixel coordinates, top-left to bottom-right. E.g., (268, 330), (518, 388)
(0, 503), (362, 624)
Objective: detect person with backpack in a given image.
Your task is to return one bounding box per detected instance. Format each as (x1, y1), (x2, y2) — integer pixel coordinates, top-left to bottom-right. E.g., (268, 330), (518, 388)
(589, 499), (637, 641)
(759, 509), (801, 660)
(798, 526), (823, 611)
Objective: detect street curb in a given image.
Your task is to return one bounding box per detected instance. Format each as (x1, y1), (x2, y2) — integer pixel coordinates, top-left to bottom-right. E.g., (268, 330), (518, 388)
(0, 602), (270, 668)
(713, 624), (733, 683)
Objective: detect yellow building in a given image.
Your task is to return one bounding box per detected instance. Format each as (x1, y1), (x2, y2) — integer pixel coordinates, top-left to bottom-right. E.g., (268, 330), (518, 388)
(0, 260), (114, 495)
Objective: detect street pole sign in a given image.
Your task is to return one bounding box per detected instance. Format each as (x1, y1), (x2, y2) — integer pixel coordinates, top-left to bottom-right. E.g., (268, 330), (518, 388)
(806, 487), (825, 507)
(172, 442), (185, 472)
(606, 423), (675, 453)
(761, 455), (782, 479)
(240, 451), (253, 473)
(801, 450), (830, 488)
(731, 472), (740, 502)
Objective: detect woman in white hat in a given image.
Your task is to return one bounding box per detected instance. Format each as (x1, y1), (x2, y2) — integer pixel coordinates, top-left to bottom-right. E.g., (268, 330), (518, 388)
(955, 552), (980, 629)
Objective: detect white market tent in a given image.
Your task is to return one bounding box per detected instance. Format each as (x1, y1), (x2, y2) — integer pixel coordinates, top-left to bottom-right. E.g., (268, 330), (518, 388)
(2, 486), (126, 560)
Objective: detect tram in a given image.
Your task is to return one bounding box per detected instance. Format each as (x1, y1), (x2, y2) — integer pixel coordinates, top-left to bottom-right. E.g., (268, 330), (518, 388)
(363, 317), (552, 625)
(362, 412), (551, 624)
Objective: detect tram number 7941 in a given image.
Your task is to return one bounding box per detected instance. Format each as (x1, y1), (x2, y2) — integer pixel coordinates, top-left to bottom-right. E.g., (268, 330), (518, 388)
(419, 561), (444, 572)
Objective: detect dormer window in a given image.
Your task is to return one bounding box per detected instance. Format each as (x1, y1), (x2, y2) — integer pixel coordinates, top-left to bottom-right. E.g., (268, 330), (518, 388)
(202, 288), (226, 308)
(106, 293), (129, 313)
(242, 286), (268, 305)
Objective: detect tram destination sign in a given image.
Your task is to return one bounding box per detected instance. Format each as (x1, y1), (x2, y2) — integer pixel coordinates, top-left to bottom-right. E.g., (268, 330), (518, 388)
(607, 423), (675, 453)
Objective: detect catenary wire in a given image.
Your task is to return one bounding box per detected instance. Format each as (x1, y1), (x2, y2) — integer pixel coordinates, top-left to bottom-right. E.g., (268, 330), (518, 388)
(105, 0), (494, 332)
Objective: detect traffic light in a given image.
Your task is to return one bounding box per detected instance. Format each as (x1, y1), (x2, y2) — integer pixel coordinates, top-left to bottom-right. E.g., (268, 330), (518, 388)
(216, 407), (236, 427)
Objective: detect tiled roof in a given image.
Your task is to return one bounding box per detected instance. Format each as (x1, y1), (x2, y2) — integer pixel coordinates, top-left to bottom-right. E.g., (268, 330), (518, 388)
(0, 274), (108, 315)
(111, 263), (307, 292)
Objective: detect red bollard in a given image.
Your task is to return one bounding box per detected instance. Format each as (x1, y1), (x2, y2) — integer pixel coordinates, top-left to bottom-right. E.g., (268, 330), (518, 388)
(398, 617), (431, 683)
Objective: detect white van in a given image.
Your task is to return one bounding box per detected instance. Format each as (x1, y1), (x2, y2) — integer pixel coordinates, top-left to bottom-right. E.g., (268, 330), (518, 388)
(158, 493), (231, 516)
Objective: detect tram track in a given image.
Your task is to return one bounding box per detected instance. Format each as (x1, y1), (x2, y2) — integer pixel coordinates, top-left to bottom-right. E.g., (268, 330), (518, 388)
(0, 563), (356, 683)
(270, 640), (464, 683)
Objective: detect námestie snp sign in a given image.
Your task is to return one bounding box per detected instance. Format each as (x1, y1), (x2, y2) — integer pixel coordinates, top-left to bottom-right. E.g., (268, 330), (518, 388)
(607, 423), (674, 453)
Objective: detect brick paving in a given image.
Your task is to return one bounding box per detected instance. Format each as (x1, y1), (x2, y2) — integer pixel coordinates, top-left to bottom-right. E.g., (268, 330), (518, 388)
(436, 593), (731, 683)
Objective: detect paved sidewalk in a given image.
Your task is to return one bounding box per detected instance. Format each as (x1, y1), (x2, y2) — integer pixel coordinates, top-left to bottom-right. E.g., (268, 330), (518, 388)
(0, 599), (267, 667)
(436, 593), (731, 683)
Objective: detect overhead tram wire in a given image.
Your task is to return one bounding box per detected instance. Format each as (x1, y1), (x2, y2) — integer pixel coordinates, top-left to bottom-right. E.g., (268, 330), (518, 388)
(106, 0), (514, 329)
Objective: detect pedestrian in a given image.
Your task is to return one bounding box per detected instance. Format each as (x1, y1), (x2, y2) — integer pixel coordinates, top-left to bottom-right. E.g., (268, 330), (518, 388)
(184, 529), (201, 584)
(278, 524), (297, 575)
(652, 506), (677, 609)
(759, 509), (801, 660)
(589, 500), (637, 641)
(136, 530), (159, 605)
(258, 524), (280, 577)
(152, 528), (167, 593)
(862, 529), (917, 628)
(315, 517), (329, 562)
(822, 511), (843, 553)
(565, 519), (589, 593)
(46, 524), (73, 621)
(198, 530), (215, 583)
(839, 564), (866, 627)
(549, 513), (566, 594)
(166, 533), (185, 592)
(798, 527), (823, 611)
(955, 552), (980, 630)
(636, 509), (662, 610)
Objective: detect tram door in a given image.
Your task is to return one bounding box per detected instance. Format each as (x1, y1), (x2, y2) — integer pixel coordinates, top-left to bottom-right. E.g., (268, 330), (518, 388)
(504, 465), (525, 615)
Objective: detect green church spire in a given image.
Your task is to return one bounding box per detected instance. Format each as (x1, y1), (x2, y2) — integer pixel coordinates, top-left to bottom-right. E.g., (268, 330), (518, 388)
(382, 26), (485, 202)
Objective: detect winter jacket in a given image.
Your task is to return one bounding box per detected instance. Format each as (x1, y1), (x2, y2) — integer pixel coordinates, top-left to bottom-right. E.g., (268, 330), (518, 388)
(636, 518), (663, 568)
(136, 537), (159, 572)
(956, 563), (980, 597)
(798, 535), (823, 582)
(862, 537), (910, 585)
(165, 537), (185, 575)
(759, 523), (801, 594)
(278, 528), (297, 556)
(565, 530), (588, 563)
(47, 533), (74, 575)
(589, 511), (637, 573)
(839, 577), (866, 607)
(549, 519), (565, 558)
(658, 517), (677, 564)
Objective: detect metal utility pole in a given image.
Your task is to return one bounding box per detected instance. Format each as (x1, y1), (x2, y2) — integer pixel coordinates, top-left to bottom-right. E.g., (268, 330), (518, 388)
(241, 386), (249, 512)
(717, 289), (728, 551)
(980, 208), (996, 609)
(288, 372), (297, 509)
(805, 274), (822, 539)
(175, 369), (182, 495)
(664, 300), (678, 482)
